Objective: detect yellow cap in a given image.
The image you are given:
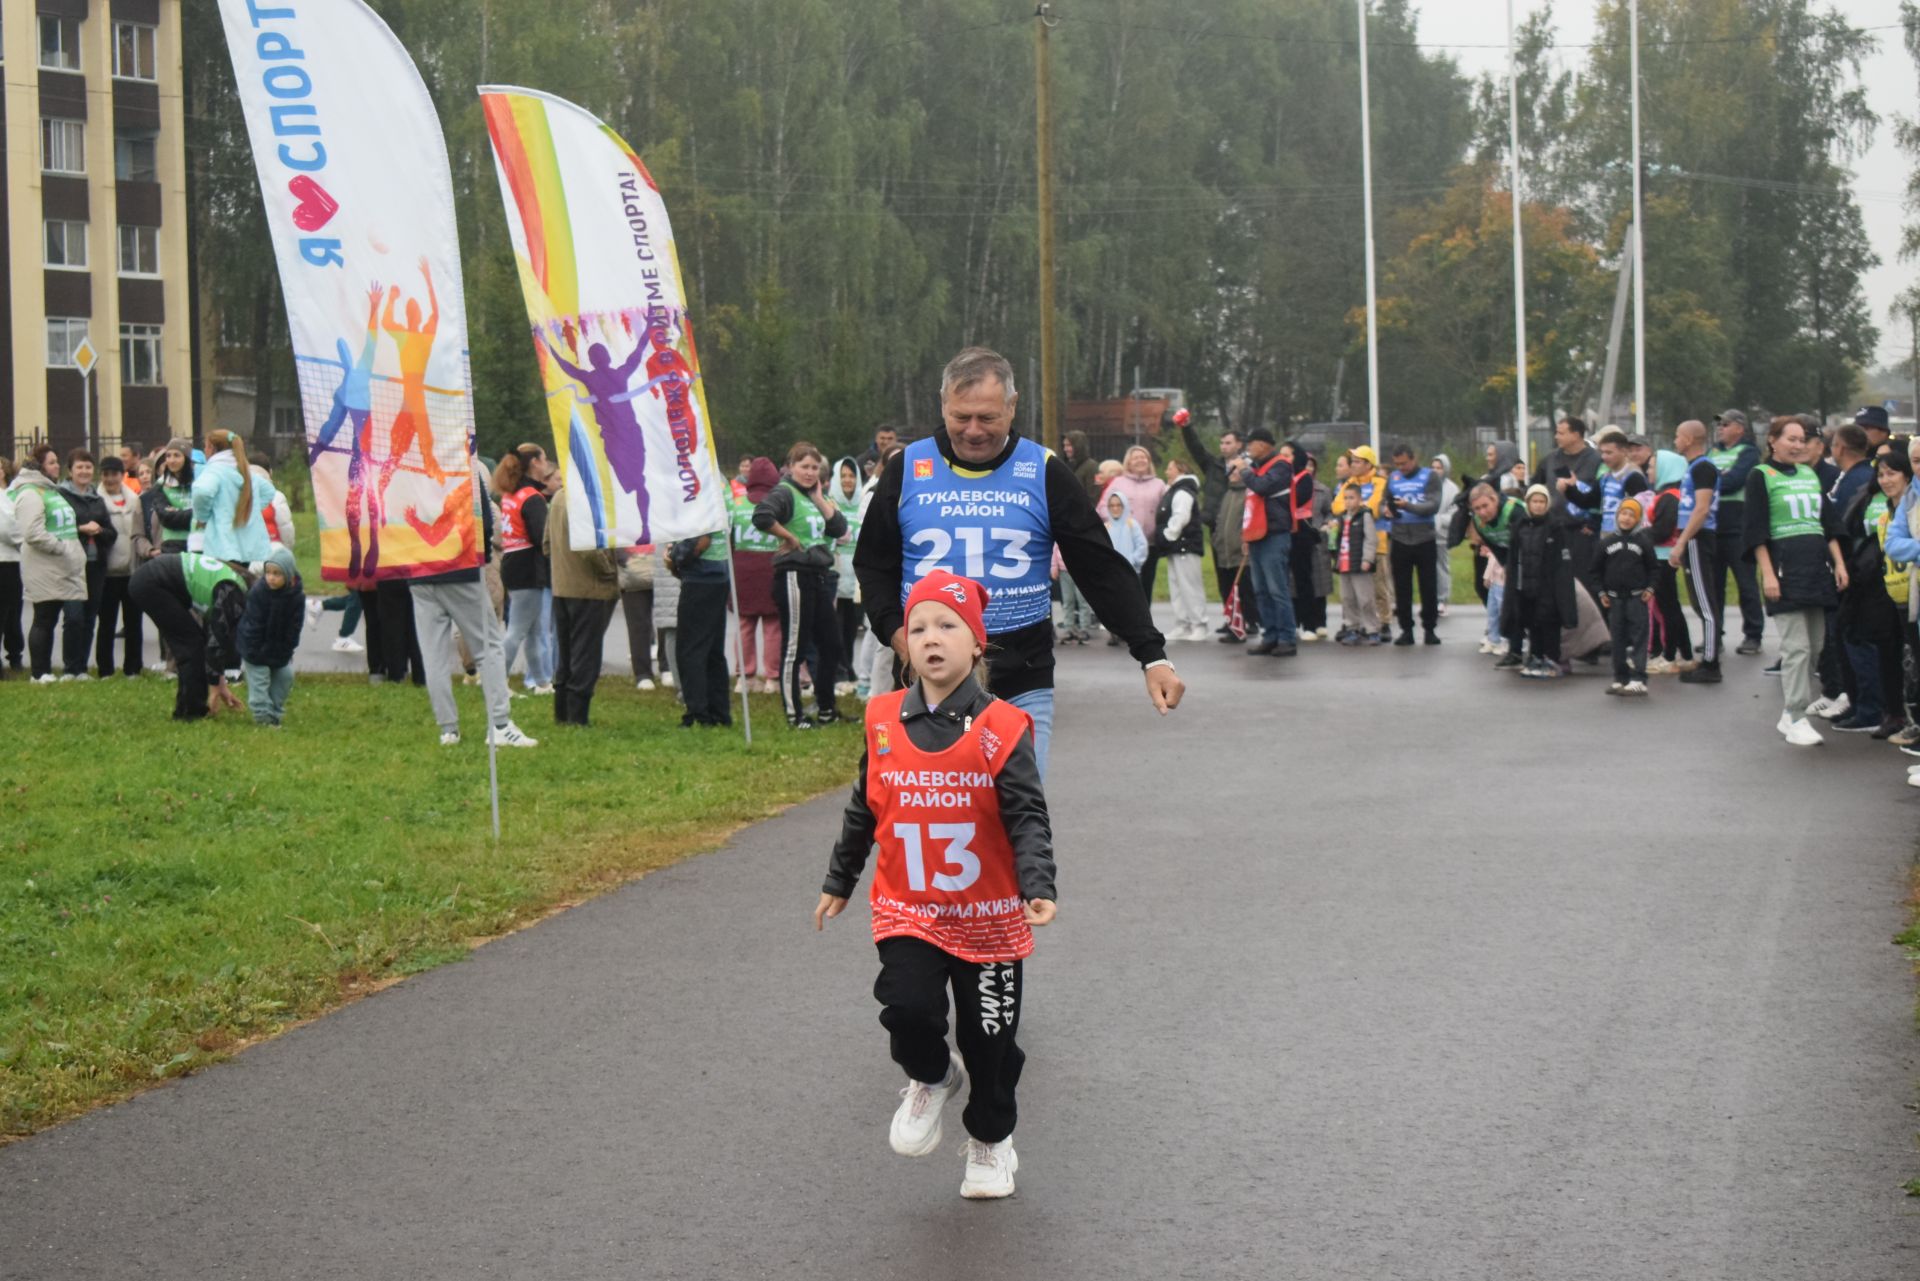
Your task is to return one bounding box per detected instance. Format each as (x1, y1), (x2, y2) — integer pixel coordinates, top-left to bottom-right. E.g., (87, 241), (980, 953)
(1348, 445), (1378, 466)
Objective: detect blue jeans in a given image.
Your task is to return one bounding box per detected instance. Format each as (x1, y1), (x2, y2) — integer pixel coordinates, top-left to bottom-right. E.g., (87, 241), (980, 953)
(1484, 582), (1505, 644)
(1243, 533), (1297, 645)
(242, 661), (294, 725)
(504, 587), (554, 686)
(1005, 687), (1054, 780)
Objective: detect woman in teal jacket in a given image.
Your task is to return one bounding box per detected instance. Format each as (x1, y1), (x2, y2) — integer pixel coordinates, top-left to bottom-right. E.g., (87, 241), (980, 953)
(191, 429), (278, 564)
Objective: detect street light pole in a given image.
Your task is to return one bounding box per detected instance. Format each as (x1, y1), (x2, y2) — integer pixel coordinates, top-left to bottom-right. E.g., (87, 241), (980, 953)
(1507, 0), (1530, 466)
(1034, 4), (1061, 453)
(1356, 0), (1382, 455)
(1628, 0), (1648, 437)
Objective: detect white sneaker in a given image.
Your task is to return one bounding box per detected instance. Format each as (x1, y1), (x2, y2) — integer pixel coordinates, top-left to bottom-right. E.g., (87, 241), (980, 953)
(73, 673), (91, 682)
(760, 678), (778, 695)
(889, 1052), (964, 1157)
(661, 671), (677, 689)
(735, 676), (750, 694)
(960, 1136), (1019, 1199)
(1645, 656), (1674, 675)
(637, 678), (657, 691)
(526, 682), (555, 696)
(31, 674), (57, 685)
(1908, 773), (1920, 788)
(835, 679), (858, 695)
(331, 636), (365, 653)
(488, 721), (538, 748)
(1624, 681), (1648, 696)
(1777, 710), (1793, 735)
(438, 731), (461, 747)
(1783, 718), (1824, 748)
(1809, 693), (1850, 720)
(1476, 639), (1495, 655)
(57, 674), (75, 682)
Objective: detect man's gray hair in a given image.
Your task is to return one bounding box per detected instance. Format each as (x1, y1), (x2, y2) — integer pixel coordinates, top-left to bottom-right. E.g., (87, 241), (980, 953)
(941, 347), (1017, 402)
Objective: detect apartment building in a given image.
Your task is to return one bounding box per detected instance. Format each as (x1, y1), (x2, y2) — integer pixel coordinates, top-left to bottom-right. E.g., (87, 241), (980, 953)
(2, 0), (192, 457)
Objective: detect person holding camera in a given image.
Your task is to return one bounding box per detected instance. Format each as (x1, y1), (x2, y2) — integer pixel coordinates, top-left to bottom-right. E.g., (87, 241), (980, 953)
(669, 525), (734, 728)
(754, 442), (849, 728)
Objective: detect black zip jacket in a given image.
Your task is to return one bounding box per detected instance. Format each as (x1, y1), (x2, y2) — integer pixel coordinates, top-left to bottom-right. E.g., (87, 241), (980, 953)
(824, 675), (1055, 903)
(854, 427), (1166, 700)
(60, 485), (117, 565)
(1594, 529), (1658, 595)
(752, 481), (847, 572)
(238, 577), (307, 668)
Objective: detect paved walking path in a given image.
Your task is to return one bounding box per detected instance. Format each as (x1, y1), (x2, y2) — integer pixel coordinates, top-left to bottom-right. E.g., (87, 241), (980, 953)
(4, 613), (1918, 1279)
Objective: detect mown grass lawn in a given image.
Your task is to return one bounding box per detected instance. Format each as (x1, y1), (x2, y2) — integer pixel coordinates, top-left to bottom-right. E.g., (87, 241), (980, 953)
(0, 675), (860, 1138)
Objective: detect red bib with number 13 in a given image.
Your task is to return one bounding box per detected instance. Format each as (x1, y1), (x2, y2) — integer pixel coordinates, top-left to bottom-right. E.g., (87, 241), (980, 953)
(864, 690), (1035, 963)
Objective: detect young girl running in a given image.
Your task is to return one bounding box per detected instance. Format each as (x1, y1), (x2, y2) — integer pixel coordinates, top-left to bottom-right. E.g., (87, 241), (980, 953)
(814, 570), (1057, 1199)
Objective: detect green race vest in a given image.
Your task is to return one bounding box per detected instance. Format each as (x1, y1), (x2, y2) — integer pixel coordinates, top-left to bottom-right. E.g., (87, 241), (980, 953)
(1472, 497), (1517, 548)
(779, 480), (832, 549)
(160, 482), (191, 509)
(182, 554), (245, 610)
(699, 528), (730, 565)
(1758, 465), (1824, 541)
(1707, 445), (1748, 503)
(1864, 492), (1888, 527)
(36, 487), (78, 542)
(728, 493), (781, 554)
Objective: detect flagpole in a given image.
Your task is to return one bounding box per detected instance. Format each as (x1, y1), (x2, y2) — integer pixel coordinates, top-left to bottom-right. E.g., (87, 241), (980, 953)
(1357, 0), (1383, 456)
(725, 549), (753, 745)
(1628, 0), (1647, 437)
(1507, 0), (1530, 465)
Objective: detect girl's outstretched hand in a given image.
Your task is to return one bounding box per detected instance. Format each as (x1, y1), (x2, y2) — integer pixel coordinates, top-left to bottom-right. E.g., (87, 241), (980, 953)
(814, 893), (848, 931)
(1023, 899), (1057, 927)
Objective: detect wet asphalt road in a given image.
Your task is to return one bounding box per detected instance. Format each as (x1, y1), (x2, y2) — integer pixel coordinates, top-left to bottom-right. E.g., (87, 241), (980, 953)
(4, 608), (1918, 1280)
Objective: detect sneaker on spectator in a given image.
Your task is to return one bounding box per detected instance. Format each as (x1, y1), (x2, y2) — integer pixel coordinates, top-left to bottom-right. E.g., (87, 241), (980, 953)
(1808, 693), (1849, 720)
(331, 636), (365, 653)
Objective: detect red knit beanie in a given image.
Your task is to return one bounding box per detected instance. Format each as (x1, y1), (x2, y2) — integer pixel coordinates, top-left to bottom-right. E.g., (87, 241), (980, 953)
(903, 571), (990, 650)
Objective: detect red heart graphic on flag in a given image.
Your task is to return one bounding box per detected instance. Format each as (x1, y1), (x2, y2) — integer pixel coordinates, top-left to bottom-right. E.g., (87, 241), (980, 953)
(287, 175), (339, 233)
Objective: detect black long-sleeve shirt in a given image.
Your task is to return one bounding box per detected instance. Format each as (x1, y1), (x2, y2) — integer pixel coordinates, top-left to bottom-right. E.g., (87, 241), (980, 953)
(824, 675), (1055, 903)
(854, 428), (1166, 700)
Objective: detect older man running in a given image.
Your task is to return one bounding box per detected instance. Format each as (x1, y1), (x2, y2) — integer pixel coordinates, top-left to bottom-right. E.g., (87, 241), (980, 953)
(854, 347), (1184, 773)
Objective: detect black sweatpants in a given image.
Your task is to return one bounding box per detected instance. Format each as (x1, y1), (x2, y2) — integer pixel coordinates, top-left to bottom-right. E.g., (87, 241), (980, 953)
(128, 564), (207, 720)
(373, 580), (424, 684)
(1681, 537), (1723, 665)
(95, 574), (143, 676)
(1290, 533), (1328, 632)
(620, 588), (655, 681)
(551, 595), (615, 725)
(1608, 593), (1649, 683)
(1, 562), (25, 667)
(29, 599), (89, 678)
(1521, 588), (1561, 662)
(1390, 539), (1439, 632)
(836, 597), (862, 681)
(1652, 562), (1693, 661)
(874, 936), (1025, 1145)
(1717, 523), (1764, 644)
(676, 577), (732, 726)
(774, 566), (839, 723)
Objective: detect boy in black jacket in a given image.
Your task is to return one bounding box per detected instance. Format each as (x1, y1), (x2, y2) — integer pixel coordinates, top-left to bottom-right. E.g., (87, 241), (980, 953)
(1510, 485), (1576, 679)
(1596, 497), (1658, 695)
(238, 545), (305, 726)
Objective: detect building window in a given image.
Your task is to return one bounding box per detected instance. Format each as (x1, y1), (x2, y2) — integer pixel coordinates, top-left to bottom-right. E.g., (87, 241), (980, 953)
(272, 406), (303, 437)
(39, 16), (80, 71)
(118, 225), (160, 276)
(41, 118), (85, 175)
(44, 220), (89, 270)
(122, 325), (164, 386)
(47, 318), (90, 369)
(113, 22), (157, 80)
(115, 133), (158, 183)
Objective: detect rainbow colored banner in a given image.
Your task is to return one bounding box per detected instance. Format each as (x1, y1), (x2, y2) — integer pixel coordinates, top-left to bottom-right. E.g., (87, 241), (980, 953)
(479, 87), (728, 550)
(216, 0), (480, 582)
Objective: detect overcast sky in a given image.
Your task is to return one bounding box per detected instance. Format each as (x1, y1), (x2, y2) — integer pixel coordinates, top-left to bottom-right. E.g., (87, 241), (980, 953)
(1409, 0), (1914, 367)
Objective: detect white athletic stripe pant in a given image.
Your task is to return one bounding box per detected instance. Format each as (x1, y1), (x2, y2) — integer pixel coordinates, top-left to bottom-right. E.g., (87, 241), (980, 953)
(414, 580), (514, 735)
(1167, 553), (1207, 631)
(1684, 539), (1721, 664)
